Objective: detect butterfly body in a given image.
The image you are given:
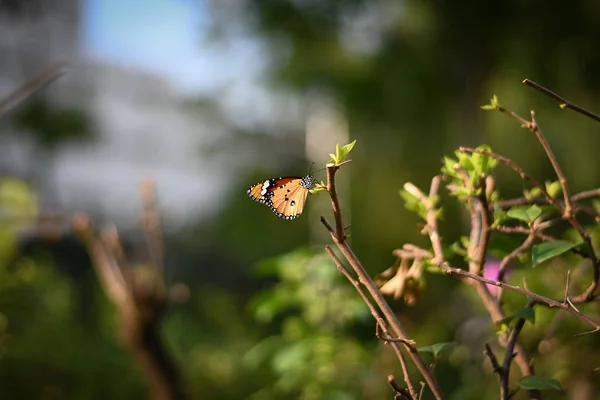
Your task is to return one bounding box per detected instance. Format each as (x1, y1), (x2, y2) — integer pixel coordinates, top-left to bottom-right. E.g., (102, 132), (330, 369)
(247, 174), (313, 219)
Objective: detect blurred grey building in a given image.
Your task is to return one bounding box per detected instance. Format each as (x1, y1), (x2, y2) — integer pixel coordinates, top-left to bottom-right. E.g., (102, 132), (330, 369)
(0, 0), (225, 227)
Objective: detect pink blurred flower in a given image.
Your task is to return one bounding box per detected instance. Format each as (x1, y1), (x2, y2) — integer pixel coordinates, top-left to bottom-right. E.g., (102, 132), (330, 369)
(483, 258), (509, 296)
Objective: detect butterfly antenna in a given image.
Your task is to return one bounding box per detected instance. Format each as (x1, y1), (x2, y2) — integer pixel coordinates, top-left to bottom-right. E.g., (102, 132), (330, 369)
(311, 166), (327, 175)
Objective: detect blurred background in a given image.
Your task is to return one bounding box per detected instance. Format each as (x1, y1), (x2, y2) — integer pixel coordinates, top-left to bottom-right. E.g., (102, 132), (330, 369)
(1, 0), (600, 399)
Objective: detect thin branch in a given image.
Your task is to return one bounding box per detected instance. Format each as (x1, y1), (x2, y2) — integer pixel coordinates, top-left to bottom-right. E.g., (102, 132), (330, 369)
(498, 188), (600, 210)
(484, 343), (502, 375)
(523, 79), (600, 123)
(322, 163), (444, 399)
(502, 301), (538, 400)
(0, 61), (69, 118)
(528, 110), (573, 217)
(433, 258), (600, 331)
(484, 343), (506, 399)
(473, 181), (492, 275)
(325, 246), (418, 399)
(389, 375), (414, 400)
(325, 162), (349, 242)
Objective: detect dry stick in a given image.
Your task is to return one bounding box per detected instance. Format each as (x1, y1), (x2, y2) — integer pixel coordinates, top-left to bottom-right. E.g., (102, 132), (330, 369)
(498, 188), (600, 210)
(402, 241), (600, 330)
(472, 181), (492, 275)
(484, 343), (502, 375)
(484, 343), (506, 399)
(388, 375), (413, 400)
(493, 105), (598, 296)
(321, 163), (445, 400)
(523, 79), (600, 123)
(325, 246), (418, 400)
(528, 111), (573, 216)
(429, 257), (600, 331)
(0, 61), (69, 118)
(460, 146), (599, 303)
(502, 301), (537, 400)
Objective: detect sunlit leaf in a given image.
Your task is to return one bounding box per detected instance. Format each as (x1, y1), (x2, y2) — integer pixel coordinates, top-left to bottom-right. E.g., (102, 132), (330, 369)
(340, 140), (356, 157)
(532, 240), (579, 266)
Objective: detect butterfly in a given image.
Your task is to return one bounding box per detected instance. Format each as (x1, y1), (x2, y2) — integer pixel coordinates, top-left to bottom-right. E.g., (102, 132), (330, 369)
(247, 174), (314, 219)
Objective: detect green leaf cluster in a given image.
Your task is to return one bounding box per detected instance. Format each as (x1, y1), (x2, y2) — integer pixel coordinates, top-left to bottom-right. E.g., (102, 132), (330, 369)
(442, 145), (498, 197)
(328, 140), (356, 165)
(480, 94), (500, 111)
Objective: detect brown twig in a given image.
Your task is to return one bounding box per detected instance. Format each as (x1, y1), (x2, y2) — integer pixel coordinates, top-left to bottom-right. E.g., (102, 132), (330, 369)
(0, 61), (69, 118)
(484, 343), (502, 376)
(502, 301), (539, 400)
(523, 79), (600, 123)
(498, 188), (600, 210)
(322, 163), (444, 399)
(388, 375), (414, 400)
(432, 258), (600, 331)
(473, 180), (492, 275)
(325, 246), (418, 399)
(528, 110), (573, 217)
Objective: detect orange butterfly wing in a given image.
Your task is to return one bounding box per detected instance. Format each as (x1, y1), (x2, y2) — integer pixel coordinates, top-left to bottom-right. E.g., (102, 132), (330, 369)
(247, 175), (313, 219)
(270, 179), (310, 219)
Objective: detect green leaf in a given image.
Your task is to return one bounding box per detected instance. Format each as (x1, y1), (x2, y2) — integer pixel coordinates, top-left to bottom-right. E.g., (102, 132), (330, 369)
(514, 307), (535, 324)
(545, 180), (562, 199)
(481, 95), (500, 110)
(525, 186), (543, 199)
(418, 342), (457, 357)
(442, 156), (457, 176)
(400, 189), (427, 220)
(456, 152), (474, 171)
(496, 307), (534, 328)
(340, 139), (356, 158)
(329, 140), (356, 164)
(459, 236), (470, 250)
(506, 205), (542, 222)
(518, 376), (562, 392)
(532, 240), (579, 266)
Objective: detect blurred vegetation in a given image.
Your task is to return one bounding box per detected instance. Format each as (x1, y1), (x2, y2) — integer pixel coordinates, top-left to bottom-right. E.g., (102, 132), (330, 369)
(1, 0), (600, 399)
